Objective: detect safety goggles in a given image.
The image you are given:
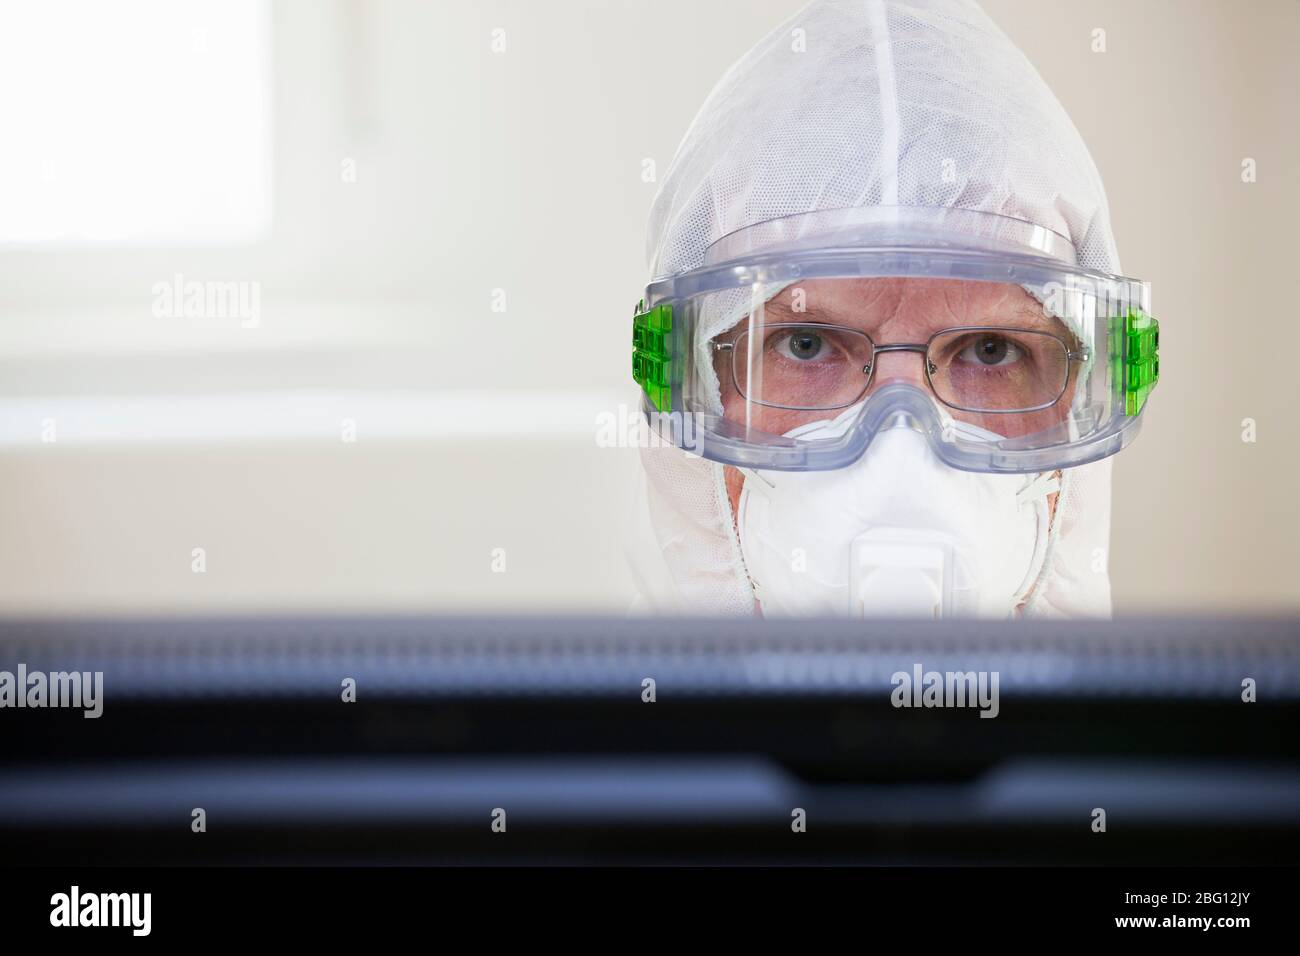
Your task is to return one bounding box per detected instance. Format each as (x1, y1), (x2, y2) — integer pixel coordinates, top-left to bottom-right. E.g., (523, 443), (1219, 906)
(632, 207), (1159, 474)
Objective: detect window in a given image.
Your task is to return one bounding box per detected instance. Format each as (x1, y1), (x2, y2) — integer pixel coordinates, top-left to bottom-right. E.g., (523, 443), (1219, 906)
(0, 0), (271, 244)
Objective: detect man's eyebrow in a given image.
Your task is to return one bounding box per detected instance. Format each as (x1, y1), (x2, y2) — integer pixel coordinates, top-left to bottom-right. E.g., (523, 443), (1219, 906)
(760, 298), (830, 321)
(982, 298), (1069, 332)
(1000, 304), (1053, 327)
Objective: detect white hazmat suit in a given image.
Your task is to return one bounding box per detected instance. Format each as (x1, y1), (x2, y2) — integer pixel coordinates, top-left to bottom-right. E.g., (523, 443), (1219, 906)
(629, 0), (1119, 618)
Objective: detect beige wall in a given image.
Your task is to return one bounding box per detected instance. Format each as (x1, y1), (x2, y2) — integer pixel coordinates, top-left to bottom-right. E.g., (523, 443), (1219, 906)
(985, 0), (1300, 610)
(0, 0), (1295, 615)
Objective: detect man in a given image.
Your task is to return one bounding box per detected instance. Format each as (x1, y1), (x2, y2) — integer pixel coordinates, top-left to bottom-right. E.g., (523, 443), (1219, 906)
(628, 0), (1159, 618)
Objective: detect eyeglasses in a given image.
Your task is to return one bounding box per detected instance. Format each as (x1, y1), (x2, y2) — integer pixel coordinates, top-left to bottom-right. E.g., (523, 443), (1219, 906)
(714, 323), (1089, 413)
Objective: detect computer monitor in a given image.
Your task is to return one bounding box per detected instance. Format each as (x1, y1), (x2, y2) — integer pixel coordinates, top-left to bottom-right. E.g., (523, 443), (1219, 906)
(2, 615), (1296, 865)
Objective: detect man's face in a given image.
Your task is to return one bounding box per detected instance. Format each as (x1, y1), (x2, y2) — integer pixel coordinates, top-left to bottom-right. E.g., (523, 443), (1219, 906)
(715, 277), (1074, 522)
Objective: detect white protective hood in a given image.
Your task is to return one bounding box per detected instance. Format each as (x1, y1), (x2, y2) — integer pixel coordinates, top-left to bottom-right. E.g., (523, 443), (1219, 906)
(628, 0), (1116, 617)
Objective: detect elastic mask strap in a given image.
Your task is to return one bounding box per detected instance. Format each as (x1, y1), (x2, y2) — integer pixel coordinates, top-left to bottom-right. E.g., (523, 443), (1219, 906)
(1016, 471), (1060, 508)
(1013, 471), (1062, 607)
(738, 466), (777, 493)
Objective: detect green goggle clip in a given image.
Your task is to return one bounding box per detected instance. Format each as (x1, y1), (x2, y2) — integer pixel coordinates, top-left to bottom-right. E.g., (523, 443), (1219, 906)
(632, 299), (673, 412)
(1112, 308), (1160, 416)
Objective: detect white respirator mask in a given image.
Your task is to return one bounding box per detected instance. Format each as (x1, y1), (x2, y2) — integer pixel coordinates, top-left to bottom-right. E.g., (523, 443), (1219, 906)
(736, 410), (1060, 619)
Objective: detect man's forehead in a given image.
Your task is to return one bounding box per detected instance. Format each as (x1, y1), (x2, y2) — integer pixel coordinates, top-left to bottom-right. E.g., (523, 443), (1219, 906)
(764, 277), (1057, 332)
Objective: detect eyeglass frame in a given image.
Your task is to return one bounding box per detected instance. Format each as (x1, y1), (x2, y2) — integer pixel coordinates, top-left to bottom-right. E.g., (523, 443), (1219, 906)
(712, 322), (1091, 415)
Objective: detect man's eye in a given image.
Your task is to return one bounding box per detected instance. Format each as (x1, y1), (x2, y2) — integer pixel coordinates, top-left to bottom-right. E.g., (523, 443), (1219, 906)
(775, 330), (829, 362)
(959, 334), (1022, 367)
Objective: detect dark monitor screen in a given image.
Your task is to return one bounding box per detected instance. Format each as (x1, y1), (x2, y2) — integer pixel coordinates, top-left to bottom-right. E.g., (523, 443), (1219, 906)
(2, 615), (1296, 866)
